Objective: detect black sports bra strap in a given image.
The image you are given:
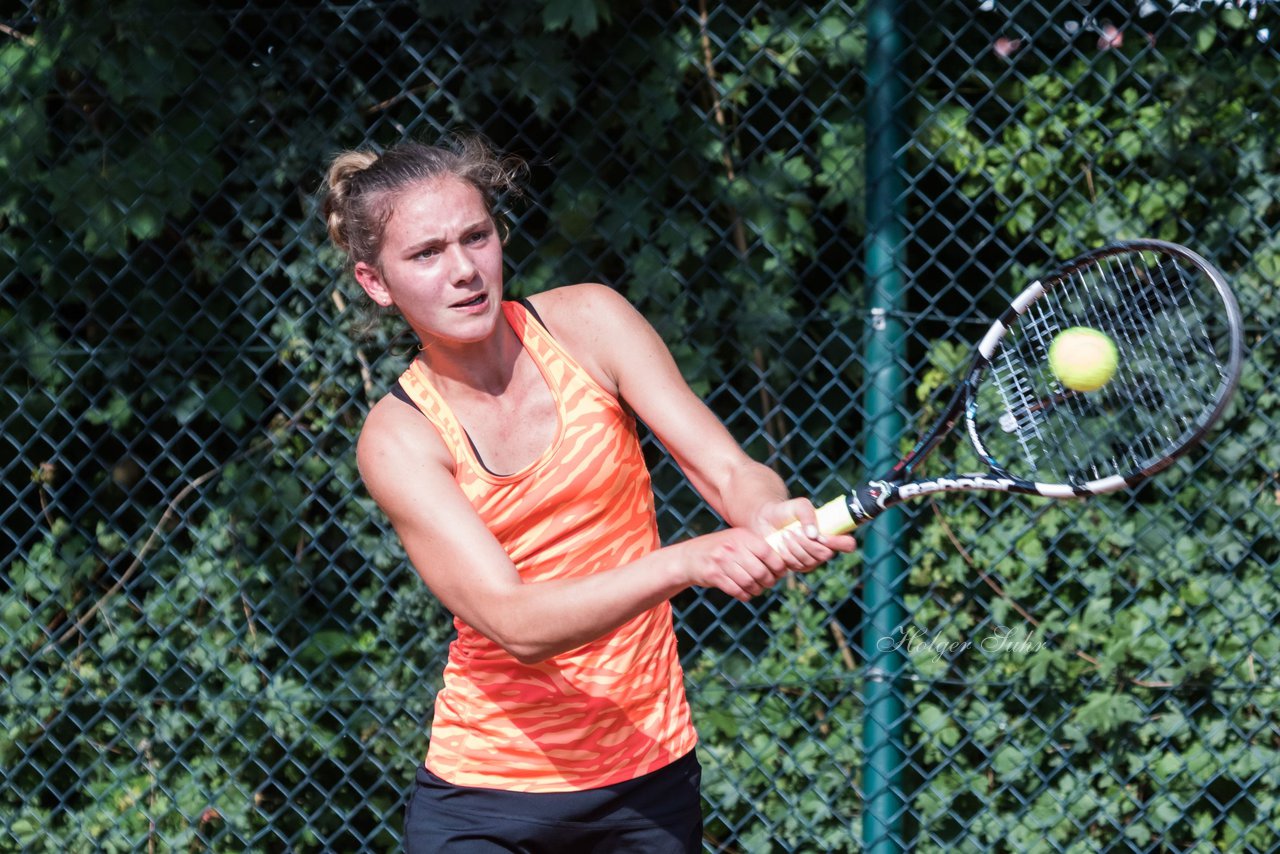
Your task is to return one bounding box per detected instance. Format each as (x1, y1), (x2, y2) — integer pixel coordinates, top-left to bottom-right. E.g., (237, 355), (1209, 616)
(517, 297), (550, 334)
(391, 380), (421, 412)
(391, 378), (496, 472)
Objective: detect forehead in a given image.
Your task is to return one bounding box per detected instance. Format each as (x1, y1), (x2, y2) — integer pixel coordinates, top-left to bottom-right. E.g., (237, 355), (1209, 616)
(384, 176), (489, 238)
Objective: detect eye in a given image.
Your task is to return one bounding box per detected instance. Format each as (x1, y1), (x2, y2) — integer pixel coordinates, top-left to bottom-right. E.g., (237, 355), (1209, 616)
(465, 228), (491, 245)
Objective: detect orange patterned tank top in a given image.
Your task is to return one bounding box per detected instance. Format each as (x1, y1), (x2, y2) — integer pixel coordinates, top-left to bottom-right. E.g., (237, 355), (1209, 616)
(397, 299), (697, 792)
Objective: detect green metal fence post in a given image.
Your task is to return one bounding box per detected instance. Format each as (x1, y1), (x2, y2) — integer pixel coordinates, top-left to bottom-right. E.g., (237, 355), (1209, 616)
(861, 0), (909, 850)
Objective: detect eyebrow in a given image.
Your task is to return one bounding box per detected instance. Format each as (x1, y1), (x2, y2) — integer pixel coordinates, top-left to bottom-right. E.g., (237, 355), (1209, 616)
(402, 220), (492, 256)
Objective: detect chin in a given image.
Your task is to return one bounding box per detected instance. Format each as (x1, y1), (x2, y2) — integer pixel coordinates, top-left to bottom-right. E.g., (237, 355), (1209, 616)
(425, 300), (503, 345)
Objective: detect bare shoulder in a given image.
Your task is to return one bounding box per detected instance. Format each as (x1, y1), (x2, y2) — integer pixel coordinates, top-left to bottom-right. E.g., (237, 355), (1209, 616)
(524, 284), (649, 394)
(356, 391), (453, 503)
(525, 283), (640, 331)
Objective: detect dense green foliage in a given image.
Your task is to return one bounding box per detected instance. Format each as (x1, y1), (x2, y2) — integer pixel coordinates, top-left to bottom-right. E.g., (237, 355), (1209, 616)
(903, 11), (1280, 851)
(1, 1), (1276, 851)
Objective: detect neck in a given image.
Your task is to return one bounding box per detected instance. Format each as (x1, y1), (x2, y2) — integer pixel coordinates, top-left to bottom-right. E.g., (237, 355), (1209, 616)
(415, 309), (520, 397)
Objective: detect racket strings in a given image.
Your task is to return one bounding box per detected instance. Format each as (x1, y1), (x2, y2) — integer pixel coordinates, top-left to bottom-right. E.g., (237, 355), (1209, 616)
(1070, 259), (1168, 468)
(983, 248), (1228, 486)
(996, 342), (1045, 470)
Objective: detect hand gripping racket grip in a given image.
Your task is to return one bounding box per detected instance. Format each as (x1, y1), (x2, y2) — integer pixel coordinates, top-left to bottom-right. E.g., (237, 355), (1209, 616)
(764, 483), (891, 551)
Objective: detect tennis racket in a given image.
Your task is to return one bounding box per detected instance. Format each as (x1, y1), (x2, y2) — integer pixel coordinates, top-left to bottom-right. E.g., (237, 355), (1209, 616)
(769, 239), (1244, 544)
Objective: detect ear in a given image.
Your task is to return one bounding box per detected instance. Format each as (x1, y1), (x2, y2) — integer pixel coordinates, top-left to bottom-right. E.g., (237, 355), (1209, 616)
(354, 261), (394, 308)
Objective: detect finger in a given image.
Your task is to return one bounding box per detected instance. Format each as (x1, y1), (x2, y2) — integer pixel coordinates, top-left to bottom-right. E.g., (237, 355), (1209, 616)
(761, 497), (819, 535)
(746, 534), (789, 576)
(764, 499), (836, 557)
(721, 558), (770, 598)
(767, 527), (815, 569)
(742, 553), (793, 597)
(824, 533), (857, 553)
(733, 570), (771, 598)
(718, 578), (754, 602)
(787, 498), (821, 535)
(779, 528), (858, 573)
(782, 533), (837, 570)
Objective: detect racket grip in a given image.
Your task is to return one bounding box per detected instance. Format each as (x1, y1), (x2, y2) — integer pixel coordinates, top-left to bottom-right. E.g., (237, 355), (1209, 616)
(814, 495), (858, 535)
(764, 495), (858, 551)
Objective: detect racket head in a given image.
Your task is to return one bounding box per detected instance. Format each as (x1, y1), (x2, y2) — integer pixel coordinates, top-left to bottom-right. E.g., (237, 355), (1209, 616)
(962, 240), (1243, 496)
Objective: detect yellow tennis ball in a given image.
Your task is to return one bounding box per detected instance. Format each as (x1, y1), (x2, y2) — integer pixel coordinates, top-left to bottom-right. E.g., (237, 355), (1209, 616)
(1048, 327), (1118, 392)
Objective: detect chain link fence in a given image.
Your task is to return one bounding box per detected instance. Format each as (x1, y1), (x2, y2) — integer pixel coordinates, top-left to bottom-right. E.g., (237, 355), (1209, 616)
(3, 1), (1277, 851)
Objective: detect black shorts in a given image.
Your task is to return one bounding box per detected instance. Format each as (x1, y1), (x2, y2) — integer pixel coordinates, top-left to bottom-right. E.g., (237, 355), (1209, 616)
(402, 750), (703, 853)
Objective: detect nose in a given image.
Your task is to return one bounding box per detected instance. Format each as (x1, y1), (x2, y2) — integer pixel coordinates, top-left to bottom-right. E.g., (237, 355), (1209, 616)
(445, 242), (477, 284)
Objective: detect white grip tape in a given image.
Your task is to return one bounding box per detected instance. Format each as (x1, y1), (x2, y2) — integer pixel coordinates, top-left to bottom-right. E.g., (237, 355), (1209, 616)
(764, 495), (855, 552)
(815, 495), (857, 534)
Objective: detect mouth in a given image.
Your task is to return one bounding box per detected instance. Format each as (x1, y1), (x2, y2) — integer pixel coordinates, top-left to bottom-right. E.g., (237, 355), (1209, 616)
(451, 292), (488, 309)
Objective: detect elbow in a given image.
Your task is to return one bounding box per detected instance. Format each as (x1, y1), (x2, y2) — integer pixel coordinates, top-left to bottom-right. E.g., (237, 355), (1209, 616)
(461, 587), (580, 665)
(483, 618), (558, 665)
(495, 636), (556, 666)
(450, 586), (554, 664)
(507, 645), (552, 666)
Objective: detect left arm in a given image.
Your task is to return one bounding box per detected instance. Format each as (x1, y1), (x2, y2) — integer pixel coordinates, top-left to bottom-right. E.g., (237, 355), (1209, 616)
(532, 284), (855, 568)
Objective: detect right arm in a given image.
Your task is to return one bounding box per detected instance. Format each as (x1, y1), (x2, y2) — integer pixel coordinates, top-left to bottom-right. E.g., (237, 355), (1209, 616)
(357, 396), (788, 665)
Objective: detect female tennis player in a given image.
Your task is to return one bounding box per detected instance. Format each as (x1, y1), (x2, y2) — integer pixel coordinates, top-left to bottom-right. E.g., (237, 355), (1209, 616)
(322, 135), (856, 853)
